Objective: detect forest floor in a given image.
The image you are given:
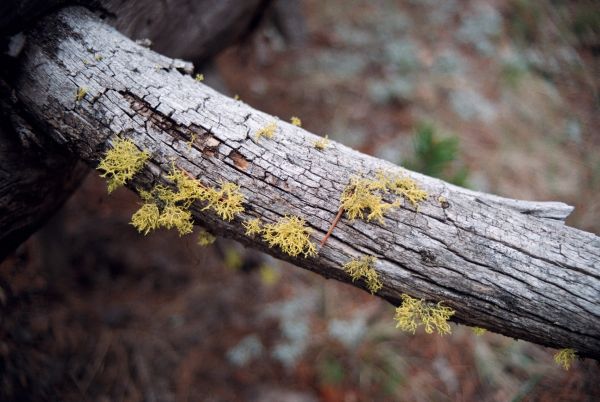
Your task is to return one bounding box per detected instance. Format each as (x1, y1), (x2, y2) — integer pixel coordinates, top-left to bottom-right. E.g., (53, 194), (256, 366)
(2, 0), (599, 401)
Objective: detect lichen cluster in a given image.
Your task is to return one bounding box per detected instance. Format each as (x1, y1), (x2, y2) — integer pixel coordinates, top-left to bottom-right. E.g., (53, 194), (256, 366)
(97, 138), (150, 193)
(254, 122), (278, 141)
(313, 135), (330, 151)
(394, 294), (455, 335)
(75, 86), (87, 102)
(130, 166), (244, 236)
(342, 255), (382, 294)
(290, 116), (302, 127)
(243, 218), (263, 237)
(339, 170), (428, 224)
(262, 215), (317, 258)
(554, 348), (576, 370)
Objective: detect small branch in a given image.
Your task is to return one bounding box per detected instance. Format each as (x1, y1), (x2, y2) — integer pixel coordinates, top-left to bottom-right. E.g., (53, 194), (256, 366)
(320, 206), (344, 247)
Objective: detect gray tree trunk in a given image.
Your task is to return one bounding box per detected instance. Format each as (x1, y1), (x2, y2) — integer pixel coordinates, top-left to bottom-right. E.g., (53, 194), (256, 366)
(2, 7), (599, 359)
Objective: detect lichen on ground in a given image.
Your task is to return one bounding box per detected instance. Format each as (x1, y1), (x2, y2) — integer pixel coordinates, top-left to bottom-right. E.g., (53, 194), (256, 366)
(97, 138), (150, 193)
(342, 255), (382, 294)
(394, 293), (455, 335)
(262, 215), (317, 258)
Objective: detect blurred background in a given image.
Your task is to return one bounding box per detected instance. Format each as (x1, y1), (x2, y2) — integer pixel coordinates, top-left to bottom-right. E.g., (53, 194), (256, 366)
(1, 0), (599, 400)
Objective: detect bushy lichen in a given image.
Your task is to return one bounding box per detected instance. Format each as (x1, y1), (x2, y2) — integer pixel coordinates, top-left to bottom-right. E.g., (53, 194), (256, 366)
(339, 170), (428, 224)
(197, 229), (216, 246)
(195, 73), (204, 82)
(243, 218), (263, 237)
(554, 348), (576, 370)
(262, 215), (317, 258)
(340, 176), (398, 224)
(158, 205), (194, 236)
(254, 122), (278, 141)
(342, 255), (382, 294)
(130, 203), (161, 235)
(394, 294), (455, 335)
(313, 135), (330, 151)
(130, 166), (244, 236)
(97, 138), (150, 193)
(202, 181), (245, 221)
(290, 116), (302, 127)
(375, 170), (428, 207)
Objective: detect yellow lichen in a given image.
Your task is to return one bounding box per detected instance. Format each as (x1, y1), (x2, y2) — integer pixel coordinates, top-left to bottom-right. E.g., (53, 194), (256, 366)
(290, 116), (302, 127)
(234, 94), (240, 100)
(313, 135), (330, 151)
(197, 229), (216, 246)
(471, 327), (487, 336)
(201, 181), (245, 221)
(162, 168), (206, 207)
(340, 176), (397, 224)
(394, 294), (455, 335)
(130, 203), (161, 235)
(195, 73), (204, 82)
(342, 255), (382, 294)
(75, 86), (87, 102)
(339, 170), (428, 224)
(243, 218), (263, 237)
(254, 122), (277, 141)
(262, 215), (317, 258)
(158, 205), (194, 236)
(97, 138), (150, 193)
(375, 170), (428, 207)
(94, 54), (103, 61)
(554, 348), (576, 370)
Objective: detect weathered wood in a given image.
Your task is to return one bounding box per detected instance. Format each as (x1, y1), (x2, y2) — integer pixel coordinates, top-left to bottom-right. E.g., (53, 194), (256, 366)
(6, 8), (600, 359)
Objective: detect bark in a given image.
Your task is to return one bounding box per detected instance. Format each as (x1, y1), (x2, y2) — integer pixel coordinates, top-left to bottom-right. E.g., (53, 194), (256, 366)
(4, 7), (600, 359)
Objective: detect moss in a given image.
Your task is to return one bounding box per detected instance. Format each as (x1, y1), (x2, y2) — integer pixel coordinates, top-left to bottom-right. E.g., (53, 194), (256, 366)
(342, 255), (382, 294)
(254, 122), (278, 141)
(243, 218), (263, 237)
(554, 348), (576, 370)
(97, 138), (150, 193)
(471, 327), (487, 336)
(197, 229), (216, 246)
(130, 203), (161, 235)
(394, 294), (455, 335)
(158, 205), (194, 236)
(263, 215), (317, 258)
(290, 116), (302, 127)
(75, 86), (87, 102)
(314, 135), (330, 151)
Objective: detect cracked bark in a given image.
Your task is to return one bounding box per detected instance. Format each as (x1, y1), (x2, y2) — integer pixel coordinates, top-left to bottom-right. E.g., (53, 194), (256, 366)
(3, 7), (600, 359)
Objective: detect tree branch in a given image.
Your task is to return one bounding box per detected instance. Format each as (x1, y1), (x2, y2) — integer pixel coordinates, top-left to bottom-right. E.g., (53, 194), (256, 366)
(5, 7), (600, 359)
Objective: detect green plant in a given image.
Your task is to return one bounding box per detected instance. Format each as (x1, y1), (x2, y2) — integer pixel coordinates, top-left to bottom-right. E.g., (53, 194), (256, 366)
(404, 122), (469, 187)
